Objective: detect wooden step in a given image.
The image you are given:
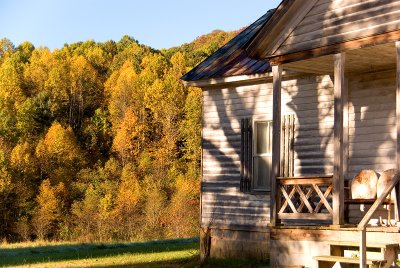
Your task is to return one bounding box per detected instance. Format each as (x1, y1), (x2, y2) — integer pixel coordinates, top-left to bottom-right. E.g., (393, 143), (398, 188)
(313, 255), (386, 265)
(327, 240), (398, 249)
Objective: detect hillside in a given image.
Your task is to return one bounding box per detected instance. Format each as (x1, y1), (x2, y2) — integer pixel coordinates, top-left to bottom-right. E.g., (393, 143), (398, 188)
(0, 29), (238, 242)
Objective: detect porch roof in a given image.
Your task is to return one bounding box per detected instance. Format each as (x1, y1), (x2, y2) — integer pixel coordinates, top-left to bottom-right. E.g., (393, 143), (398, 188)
(283, 42), (397, 75)
(246, 0), (400, 65)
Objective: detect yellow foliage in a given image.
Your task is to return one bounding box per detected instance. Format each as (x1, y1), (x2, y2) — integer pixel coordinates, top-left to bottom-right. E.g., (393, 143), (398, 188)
(10, 141), (37, 176)
(24, 48), (57, 93)
(0, 167), (11, 193)
(112, 108), (144, 163)
(70, 55), (100, 105)
(114, 163), (141, 216)
(105, 61), (140, 128)
(36, 121), (82, 163)
(140, 54), (169, 84)
(0, 57), (26, 106)
(167, 174), (199, 237)
(170, 52), (186, 77)
(35, 122), (84, 185)
(99, 193), (114, 220)
(85, 46), (110, 70)
(33, 179), (63, 239)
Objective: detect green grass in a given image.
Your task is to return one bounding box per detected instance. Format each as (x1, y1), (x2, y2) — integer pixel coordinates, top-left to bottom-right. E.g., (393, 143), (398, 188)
(0, 238), (199, 267)
(0, 238), (269, 267)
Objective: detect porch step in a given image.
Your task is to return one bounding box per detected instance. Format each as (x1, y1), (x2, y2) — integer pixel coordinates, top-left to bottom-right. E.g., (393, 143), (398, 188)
(313, 255), (386, 266)
(327, 240), (398, 249)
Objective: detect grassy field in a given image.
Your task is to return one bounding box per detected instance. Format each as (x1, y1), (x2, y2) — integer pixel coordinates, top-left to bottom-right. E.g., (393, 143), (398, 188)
(0, 238), (268, 267)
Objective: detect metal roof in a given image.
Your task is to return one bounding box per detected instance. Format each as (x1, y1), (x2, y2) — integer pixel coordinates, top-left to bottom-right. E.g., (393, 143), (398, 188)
(181, 9), (274, 82)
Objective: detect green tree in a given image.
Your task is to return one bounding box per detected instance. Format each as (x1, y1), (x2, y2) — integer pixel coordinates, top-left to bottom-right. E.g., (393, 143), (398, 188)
(71, 185), (101, 241)
(0, 149), (15, 240)
(179, 87), (202, 163)
(15, 41), (35, 64)
(16, 92), (53, 138)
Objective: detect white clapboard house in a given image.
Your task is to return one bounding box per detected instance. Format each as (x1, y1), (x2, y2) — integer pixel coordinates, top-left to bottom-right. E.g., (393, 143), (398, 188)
(182, 1), (400, 267)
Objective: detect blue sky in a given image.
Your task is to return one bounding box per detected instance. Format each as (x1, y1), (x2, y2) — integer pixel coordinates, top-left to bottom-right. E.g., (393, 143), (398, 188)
(0, 0), (281, 50)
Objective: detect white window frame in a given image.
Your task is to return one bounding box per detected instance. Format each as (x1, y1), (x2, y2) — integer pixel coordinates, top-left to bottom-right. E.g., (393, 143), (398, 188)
(252, 120), (273, 192)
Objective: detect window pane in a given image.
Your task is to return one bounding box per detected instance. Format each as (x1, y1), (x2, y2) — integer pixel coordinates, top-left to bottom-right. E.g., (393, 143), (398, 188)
(253, 156), (271, 190)
(256, 122), (269, 154)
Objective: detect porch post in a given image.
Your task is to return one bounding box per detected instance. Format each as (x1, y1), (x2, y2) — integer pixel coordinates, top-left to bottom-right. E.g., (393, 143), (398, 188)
(396, 42), (400, 171)
(333, 52), (346, 226)
(271, 64), (282, 226)
(395, 41), (400, 222)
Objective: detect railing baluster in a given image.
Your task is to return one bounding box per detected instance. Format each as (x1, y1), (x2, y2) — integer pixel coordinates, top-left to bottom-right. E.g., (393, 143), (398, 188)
(277, 175), (333, 221)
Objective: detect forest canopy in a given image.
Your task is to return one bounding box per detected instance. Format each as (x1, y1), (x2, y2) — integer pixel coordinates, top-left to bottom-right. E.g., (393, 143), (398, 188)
(0, 30), (238, 242)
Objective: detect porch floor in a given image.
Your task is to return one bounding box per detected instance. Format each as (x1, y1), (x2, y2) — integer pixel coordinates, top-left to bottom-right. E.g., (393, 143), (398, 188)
(270, 225), (400, 268)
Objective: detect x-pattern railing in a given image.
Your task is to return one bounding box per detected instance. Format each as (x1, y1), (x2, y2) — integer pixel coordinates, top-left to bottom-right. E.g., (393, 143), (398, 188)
(277, 175), (333, 221)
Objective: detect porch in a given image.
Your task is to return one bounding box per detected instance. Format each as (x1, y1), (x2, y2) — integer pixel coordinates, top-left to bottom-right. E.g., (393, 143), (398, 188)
(271, 41), (400, 225)
(270, 225), (400, 268)
(271, 41), (400, 267)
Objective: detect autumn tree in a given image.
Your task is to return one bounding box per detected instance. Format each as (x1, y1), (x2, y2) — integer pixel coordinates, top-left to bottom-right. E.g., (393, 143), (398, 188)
(105, 61), (140, 128)
(32, 179), (65, 240)
(179, 87), (202, 164)
(24, 48), (57, 95)
(35, 121), (84, 185)
(0, 54), (26, 105)
(166, 173), (199, 238)
(0, 38), (14, 64)
(112, 108), (144, 164)
(16, 92), (53, 138)
(10, 141), (39, 223)
(0, 148), (16, 240)
(0, 28), (233, 241)
(81, 108), (112, 163)
(112, 163), (141, 240)
(69, 55), (102, 129)
(71, 185), (101, 241)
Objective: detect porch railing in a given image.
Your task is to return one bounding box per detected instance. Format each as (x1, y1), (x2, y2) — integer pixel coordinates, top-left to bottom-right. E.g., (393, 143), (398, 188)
(357, 171), (400, 268)
(277, 175), (333, 221)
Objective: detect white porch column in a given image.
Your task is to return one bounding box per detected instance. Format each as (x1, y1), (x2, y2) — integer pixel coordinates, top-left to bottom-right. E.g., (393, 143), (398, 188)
(395, 41), (400, 222)
(333, 52), (346, 226)
(271, 64), (282, 226)
(396, 42), (400, 171)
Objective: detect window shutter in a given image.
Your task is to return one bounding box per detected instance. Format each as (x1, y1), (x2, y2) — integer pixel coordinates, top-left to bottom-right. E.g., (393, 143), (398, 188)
(240, 118), (252, 192)
(280, 114), (295, 177)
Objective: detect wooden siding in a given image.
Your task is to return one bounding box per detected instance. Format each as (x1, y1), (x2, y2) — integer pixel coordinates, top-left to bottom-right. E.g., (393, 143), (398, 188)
(202, 74), (335, 229)
(275, 0), (400, 56)
(282, 75), (334, 176)
(202, 82), (272, 229)
(347, 70), (397, 179)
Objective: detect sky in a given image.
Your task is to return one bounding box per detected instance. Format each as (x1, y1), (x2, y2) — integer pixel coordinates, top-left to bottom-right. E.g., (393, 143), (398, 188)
(0, 0), (282, 50)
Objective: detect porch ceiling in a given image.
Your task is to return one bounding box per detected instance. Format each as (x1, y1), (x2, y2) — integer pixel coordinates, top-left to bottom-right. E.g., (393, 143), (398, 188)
(283, 43), (397, 75)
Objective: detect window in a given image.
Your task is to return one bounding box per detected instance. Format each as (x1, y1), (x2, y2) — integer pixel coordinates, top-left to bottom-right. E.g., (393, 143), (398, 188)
(240, 118), (272, 192)
(253, 121), (272, 191)
(240, 115), (294, 193)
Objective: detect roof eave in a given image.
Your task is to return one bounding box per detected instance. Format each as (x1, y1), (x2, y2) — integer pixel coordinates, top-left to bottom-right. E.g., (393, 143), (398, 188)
(183, 72), (272, 88)
(183, 70), (302, 88)
(246, 0), (318, 59)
